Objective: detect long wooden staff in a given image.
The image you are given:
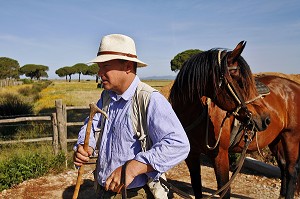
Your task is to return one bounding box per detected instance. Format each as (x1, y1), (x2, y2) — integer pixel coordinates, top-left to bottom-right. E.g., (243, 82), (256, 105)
(72, 102), (108, 199)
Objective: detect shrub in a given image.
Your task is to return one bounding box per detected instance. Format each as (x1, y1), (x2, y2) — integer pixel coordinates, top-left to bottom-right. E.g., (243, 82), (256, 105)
(0, 93), (33, 116)
(0, 152), (65, 191)
(21, 79), (33, 84)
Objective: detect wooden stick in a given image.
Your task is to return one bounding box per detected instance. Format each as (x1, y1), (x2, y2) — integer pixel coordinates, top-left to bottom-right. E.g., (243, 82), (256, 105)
(72, 103), (108, 199)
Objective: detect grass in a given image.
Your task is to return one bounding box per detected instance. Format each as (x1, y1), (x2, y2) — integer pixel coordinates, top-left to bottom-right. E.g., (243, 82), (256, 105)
(34, 80), (103, 113)
(0, 146), (65, 191)
(34, 79), (172, 113)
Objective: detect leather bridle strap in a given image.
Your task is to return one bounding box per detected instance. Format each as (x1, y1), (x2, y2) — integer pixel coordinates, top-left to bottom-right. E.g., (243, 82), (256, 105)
(120, 161), (192, 199)
(121, 161), (129, 198)
(159, 177), (193, 199)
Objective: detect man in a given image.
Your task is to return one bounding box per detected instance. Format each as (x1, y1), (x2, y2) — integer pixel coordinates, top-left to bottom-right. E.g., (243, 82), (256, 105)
(74, 34), (190, 198)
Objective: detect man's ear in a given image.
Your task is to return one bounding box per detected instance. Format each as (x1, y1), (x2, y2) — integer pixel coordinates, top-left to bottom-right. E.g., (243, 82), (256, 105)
(125, 61), (134, 74)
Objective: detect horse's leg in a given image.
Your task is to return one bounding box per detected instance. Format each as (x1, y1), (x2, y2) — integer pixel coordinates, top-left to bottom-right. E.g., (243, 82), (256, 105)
(269, 140), (287, 197)
(185, 153), (202, 199)
(295, 158), (300, 197)
(282, 134), (299, 199)
(211, 149), (230, 199)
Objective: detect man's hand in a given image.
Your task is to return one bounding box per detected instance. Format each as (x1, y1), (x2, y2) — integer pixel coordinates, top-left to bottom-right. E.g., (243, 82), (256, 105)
(73, 144), (93, 167)
(104, 160), (154, 193)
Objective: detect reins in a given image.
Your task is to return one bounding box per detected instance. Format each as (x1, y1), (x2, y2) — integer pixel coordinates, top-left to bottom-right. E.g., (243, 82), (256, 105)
(205, 125), (256, 199)
(205, 98), (225, 150)
(120, 162), (193, 199)
(184, 98), (258, 199)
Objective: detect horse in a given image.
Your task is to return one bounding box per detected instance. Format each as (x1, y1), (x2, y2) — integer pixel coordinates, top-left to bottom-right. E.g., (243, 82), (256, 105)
(204, 74), (300, 199)
(168, 41), (298, 198)
(169, 40), (300, 198)
(255, 75), (300, 199)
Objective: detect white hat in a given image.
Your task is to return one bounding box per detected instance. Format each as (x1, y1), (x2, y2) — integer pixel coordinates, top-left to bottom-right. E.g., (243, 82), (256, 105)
(89, 34), (147, 67)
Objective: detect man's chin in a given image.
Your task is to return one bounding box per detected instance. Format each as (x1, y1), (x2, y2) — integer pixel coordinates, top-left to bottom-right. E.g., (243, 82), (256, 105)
(102, 84), (110, 90)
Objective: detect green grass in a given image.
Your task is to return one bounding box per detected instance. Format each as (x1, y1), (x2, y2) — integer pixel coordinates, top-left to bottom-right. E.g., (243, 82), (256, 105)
(0, 143), (65, 191)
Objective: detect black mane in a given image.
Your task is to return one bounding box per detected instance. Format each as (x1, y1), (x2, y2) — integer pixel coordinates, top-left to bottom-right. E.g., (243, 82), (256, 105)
(169, 49), (255, 107)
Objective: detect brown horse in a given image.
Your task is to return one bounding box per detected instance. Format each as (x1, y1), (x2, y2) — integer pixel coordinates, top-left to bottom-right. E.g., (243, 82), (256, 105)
(203, 74), (300, 199)
(170, 43), (300, 198)
(168, 41), (287, 198)
(256, 75), (300, 199)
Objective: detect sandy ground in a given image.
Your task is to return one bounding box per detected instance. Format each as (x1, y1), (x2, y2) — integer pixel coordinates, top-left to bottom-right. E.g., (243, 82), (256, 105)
(0, 160), (286, 199)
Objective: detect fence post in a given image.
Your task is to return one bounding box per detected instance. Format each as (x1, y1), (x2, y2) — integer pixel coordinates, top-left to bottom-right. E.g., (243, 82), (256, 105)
(52, 113), (59, 155)
(63, 103), (67, 137)
(55, 99), (67, 155)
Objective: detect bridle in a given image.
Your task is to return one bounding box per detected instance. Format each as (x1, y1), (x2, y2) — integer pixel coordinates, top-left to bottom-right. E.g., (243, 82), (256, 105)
(217, 50), (259, 132)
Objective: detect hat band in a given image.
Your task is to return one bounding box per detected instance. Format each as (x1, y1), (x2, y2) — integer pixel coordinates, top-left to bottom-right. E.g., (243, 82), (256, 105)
(97, 51), (137, 58)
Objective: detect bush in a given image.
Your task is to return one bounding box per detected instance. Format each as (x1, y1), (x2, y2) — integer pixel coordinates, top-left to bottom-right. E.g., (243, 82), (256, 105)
(0, 152), (65, 191)
(21, 79), (33, 84)
(18, 80), (52, 99)
(0, 93), (33, 116)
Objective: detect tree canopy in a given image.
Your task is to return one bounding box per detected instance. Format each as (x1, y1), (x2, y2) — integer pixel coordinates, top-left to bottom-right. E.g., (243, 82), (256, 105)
(19, 64), (49, 80)
(0, 57), (20, 79)
(55, 63), (99, 82)
(170, 49), (203, 72)
(83, 63), (99, 82)
(55, 66), (76, 82)
(72, 63), (88, 82)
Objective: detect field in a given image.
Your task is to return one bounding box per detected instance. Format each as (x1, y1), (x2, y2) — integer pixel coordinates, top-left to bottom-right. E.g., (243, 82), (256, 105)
(33, 79), (172, 113)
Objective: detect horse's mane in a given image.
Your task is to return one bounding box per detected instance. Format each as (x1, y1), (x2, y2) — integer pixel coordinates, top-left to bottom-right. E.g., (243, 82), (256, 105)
(169, 49), (257, 107)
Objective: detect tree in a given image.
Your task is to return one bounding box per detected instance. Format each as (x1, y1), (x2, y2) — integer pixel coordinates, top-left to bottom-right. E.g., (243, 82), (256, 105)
(0, 57), (20, 79)
(55, 67), (69, 82)
(55, 66), (76, 82)
(72, 63), (88, 82)
(170, 49), (203, 72)
(84, 63), (99, 82)
(19, 64), (49, 80)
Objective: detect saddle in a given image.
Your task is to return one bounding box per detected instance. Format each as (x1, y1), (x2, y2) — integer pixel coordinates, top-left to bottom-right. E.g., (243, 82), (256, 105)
(229, 79), (270, 148)
(255, 78), (270, 96)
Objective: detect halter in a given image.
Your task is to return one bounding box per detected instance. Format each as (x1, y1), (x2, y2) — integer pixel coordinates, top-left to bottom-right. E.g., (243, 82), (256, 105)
(217, 50), (260, 131)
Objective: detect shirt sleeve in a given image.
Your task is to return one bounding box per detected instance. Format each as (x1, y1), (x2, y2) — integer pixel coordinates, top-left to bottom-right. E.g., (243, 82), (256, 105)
(134, 92), (190, 179)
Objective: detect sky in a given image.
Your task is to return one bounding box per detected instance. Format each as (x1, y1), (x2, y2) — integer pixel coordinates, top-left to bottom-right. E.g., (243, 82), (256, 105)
(1, 0), (300, 79)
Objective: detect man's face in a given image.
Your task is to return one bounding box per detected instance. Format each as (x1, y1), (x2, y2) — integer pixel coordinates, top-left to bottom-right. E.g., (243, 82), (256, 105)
(97, 59), (128, 94)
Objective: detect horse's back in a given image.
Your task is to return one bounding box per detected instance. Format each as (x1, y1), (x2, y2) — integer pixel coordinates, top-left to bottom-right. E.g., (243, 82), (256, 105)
(257, 74), (300, 134)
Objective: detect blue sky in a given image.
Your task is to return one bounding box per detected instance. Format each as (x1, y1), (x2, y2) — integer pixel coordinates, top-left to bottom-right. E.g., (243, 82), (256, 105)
(1, 0), (300, 79)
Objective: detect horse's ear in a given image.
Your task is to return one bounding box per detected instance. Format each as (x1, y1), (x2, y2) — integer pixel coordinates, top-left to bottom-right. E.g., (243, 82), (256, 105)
(227, 41), (247, 64)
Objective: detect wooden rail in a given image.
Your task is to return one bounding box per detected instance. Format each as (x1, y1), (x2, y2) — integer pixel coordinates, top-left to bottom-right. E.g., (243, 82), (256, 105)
(0, 116), (51, 124)
(0, 99), (89, 157)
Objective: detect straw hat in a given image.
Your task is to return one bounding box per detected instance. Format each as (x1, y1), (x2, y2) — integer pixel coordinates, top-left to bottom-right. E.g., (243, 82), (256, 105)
(89, 34), (147, 67)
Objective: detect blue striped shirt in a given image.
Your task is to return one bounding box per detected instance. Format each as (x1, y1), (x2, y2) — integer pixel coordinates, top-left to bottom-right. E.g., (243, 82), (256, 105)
(76, 76), (190, 189)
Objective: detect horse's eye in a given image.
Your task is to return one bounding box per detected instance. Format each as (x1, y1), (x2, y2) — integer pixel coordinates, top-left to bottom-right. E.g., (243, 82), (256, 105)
(229, 69), (239, 76)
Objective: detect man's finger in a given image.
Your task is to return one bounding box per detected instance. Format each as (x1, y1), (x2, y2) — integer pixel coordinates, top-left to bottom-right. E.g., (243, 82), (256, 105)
(116, 183), (125, 194)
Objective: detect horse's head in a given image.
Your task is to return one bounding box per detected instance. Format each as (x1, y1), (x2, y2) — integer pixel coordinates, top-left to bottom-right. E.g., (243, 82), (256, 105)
(169, 41), (270, 131)
(213, 41), (270, 131)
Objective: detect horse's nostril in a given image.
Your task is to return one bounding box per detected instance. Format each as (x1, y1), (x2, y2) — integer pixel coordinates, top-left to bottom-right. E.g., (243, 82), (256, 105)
(265, 117), (271, 126)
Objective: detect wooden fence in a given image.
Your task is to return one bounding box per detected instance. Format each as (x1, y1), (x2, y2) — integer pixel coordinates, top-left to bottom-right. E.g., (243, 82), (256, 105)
(0, 79), (23, 87)
(0, 99), (88, 156)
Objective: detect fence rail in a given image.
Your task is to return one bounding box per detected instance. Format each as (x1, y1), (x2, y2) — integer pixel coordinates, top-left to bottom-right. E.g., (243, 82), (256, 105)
(0, 99), (88, 156)
(0, 79), (23, 87)
(0, 116), (51, 124)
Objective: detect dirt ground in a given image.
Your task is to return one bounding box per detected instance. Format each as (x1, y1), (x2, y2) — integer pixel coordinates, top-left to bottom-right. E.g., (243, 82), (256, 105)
(0, 159), (285, 199)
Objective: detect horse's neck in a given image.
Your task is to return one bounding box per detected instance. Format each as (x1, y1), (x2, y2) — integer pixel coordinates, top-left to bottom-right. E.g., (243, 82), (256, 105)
(176, 100), (204, 127)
